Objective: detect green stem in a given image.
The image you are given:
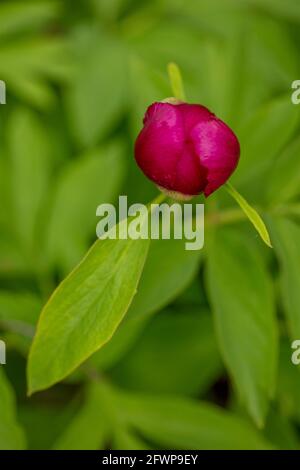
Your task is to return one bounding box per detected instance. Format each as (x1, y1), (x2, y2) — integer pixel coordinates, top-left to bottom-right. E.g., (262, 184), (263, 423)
(150, 192), (167, 206)
(270, 203), (300, 217)
(207, 208), (247, 226)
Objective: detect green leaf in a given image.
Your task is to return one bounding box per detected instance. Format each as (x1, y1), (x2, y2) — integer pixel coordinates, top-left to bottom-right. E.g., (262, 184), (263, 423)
(251, 17), (299, 87)
(243, 0), (300, 23)
(54, 383), (109, 450)
(225, 183), (272, 247)
(264, 406), (299, 450)
(189, 27), (251, 126)
(0, 369), (26, 450)
(0, 1), (60, 37)
(113, 428), (149, 450)
(206, 227), (278, 426)
(163, 0), (248, 38)
(46, 142), (125, 273)
(128, 21), (217, 111)
(19, 401), (78, 450)
(269, 217), (300, 338)
(0, 231), (28, 276)
(277, 339), (300, 423)
(267, 136), (300, 205)
(90, 0), (130, 21)
(116, 391), (273, 450)
(0, 291), (41, 327)
(27, 218), (150, 394)
(110, 308), (222, 397)
(0, 291), (41, 350)
(8, 107), (50, 255)
(88, 312), (150, 372)
(2, 38), (71, 81)
(167, 62), (186, 101)
(66, 27), (128, 147)
(89, 236), (202, 370)
(129, 237), (202, 318)
(0, 38), (71, 108)
(232, 95), (299, 185)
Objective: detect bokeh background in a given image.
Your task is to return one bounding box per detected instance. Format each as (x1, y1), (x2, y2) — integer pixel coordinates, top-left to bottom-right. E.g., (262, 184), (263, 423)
(1, 0), (300, 450)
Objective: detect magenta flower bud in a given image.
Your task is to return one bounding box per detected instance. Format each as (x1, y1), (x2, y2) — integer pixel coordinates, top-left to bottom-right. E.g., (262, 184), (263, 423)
(134, 101), (240, 199)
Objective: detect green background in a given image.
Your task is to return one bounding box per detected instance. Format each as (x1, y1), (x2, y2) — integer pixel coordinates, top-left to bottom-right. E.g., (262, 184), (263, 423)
(1, 0), (300, 450)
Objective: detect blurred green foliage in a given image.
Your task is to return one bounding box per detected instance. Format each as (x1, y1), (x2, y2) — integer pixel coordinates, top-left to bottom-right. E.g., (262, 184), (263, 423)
(1, 0), (300, 450)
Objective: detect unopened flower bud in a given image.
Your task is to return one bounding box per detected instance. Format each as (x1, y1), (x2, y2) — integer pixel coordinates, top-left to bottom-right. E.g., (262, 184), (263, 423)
(134, 101), (240, 199)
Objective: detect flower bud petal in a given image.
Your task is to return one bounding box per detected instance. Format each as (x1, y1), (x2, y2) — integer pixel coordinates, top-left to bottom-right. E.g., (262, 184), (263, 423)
(134, 101), (240, 198)
(190, 118), (240, 196)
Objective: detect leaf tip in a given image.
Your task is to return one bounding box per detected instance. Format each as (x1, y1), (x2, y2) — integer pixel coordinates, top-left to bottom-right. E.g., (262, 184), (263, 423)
(167, 62), (186, 101)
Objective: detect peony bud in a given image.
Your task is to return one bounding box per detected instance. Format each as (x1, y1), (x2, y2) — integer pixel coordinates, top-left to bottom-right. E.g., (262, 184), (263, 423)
(134, 101), (240, 199)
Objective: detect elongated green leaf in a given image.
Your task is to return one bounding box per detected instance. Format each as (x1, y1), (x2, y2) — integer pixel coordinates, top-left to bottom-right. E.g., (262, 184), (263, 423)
(0, 291), (41, 326)
(0, 291), (41, 350)
(113, 428), (149, 450)
(46, 142), (125, 273)
(232, 95), (299, 185)
(91, 0), (131, 21)
(0, 152), (12, 231)
(251, 17), (299, 87)
(267, 136), (300, 205)
(0, 1), (60, 37)
(66, 28), (128, 147)
(225, 183), (272, 247)
(0, 38), (70, 108)
(264, 406), (299, 450)
(5, 73), (55, 109)
(1, 38), (71, 81)
(89, 236), (202, 370)
(206, 228), (278, 426)
(243, 0), (300, 23)
(79, 208), (202, 371)
(88, 313), (150, 372)
(28, 218), (150, 394)
(277, 339), (300, 423)
(110, 309), (222, 397)
(0, 230), (28, 276)
(129, 237), (202, 318)
(54, 383), (109, 450)
(116, 391), (273, 450)
(8, 107), (50, 255)
(167, 62), (186, 101)
(270, 217), (300, 338)
(0, 369), (26, 450)
(19, 400), (79, 450)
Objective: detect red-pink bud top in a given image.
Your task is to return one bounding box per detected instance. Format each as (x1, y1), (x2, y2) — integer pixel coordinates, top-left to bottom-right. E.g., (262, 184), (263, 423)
(134, 102), (240, 198)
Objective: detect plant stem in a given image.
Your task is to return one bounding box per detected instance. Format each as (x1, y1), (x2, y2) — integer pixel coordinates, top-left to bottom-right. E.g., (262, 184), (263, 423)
(270, 203), (300, 217)
(207, 208), (247, 226)
(150, 192), (167, 206)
